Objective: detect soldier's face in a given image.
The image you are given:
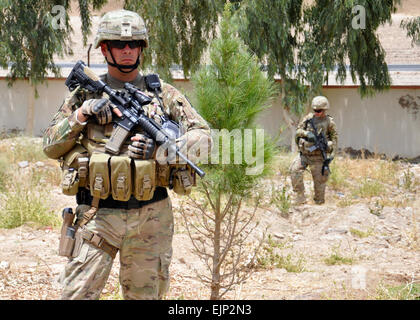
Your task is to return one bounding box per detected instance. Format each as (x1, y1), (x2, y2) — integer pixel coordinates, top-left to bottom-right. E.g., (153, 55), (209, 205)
(314, 109), (326, 118)
(100, 41), (142, 66)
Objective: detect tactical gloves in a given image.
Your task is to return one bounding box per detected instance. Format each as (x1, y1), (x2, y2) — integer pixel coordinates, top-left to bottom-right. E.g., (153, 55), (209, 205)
(154, 130), (212, 165)
(80, 98), (114, 125)
(306, 131), (316, 143)
(128, 133), (156, 160)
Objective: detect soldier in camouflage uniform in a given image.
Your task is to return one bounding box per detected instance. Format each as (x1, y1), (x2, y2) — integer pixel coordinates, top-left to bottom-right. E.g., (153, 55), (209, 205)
(43, 10), (211, 300)
(289, 96), (338, 205)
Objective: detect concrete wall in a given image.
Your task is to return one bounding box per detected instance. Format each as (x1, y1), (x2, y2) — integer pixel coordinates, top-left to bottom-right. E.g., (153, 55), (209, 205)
(0, 78), (419, 158)
(0, 79), (69, 136)
(325, 87), (420, 158)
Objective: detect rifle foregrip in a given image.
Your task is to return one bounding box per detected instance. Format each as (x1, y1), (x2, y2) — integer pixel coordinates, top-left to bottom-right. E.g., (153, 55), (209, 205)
(137, 115), (166, 143)
(105, 125), (131, 155)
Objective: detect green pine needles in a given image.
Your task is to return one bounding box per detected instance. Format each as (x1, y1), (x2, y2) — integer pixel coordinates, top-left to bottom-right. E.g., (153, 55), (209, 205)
(193, 5), (277, 183)
(183, 4), (277, 300)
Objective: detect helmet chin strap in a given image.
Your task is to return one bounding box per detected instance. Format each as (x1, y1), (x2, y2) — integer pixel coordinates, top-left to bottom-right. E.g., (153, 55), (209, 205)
(106, 43), (140, 74)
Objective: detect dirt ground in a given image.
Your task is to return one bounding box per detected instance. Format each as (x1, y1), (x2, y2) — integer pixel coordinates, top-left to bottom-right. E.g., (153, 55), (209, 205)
(0, 158), (419, 300)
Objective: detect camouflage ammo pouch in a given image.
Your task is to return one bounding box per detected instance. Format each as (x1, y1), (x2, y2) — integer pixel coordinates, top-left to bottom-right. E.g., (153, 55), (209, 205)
(61, 145), (89, 195)
(89, 153), (111, 199)
(156, 163), (171, 187)
(62, 168), (79, 196)
(133, 159), (156, 201)
(171, 166), (195, 196)
(110, 156), (132, 201)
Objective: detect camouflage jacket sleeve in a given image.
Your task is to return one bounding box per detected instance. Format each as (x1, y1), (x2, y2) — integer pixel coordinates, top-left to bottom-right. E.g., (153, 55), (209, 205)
(42, 87), (87, 159)
(295, 114), (312, 143)
(161, 82), (212, 153)
(327, 116), (338, 157)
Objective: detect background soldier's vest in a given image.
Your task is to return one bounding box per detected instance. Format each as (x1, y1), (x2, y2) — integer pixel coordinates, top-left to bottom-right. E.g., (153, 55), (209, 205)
(298, 115), (332, 156)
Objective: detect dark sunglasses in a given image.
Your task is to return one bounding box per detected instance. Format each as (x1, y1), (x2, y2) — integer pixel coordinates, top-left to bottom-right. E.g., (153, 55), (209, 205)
(314, 109), (324, 113)
(107, 40), (143, 49)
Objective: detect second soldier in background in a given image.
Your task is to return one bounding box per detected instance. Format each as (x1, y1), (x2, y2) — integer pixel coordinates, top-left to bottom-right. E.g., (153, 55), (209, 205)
(290, 96), (338, 205)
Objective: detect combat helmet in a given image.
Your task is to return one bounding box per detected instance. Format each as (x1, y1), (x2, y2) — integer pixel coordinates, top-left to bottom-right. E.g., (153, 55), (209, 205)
(94, 9), (148, 73)
(311, 96), (330, 110)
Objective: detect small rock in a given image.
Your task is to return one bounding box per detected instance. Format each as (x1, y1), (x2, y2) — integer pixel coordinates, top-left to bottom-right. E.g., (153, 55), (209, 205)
(326, 228), (348, 234)
(0, 261), (10, 270)
(35, 161), (45, 167)
(293, 229), (303, 235)
(273, 232), (285, 239)
(320, 234), (345, 241)
(292, 235), (302, 241)
(18, 161), (29, 168)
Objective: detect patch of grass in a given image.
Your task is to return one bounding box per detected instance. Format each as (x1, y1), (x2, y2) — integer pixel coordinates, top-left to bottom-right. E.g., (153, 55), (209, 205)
(337, 197), (354, 208)
(328, 161), (349, 191)
(352, 179), (386, 199)
(256, 235), (306, 272)
(30, 166), (63, 187)
(324, 253), (354, 266)
(371, 161), (399, 186)
(1, 136), (47, 164)
(257, 251), (306, 272)
(350, 227), (374, 239)
(374, 281), (420, 300)
(408, 210), (419, 251)
(0, 188), (60, 229)
(324, 245), (355, 266)
(0, 154), (10, 193)
(270, 184), (291, 217)
(401, 168), (417, 192)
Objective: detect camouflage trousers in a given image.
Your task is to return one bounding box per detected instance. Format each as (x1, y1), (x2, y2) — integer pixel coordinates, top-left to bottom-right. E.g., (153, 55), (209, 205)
(289, 153), (329, 204)
(58, 197), (173, 300)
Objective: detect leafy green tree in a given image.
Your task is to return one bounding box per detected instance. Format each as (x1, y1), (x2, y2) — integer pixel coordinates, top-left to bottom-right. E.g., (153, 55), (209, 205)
(237, 0), (306, 151)
(182, 4), (277, 300)
(401, 16), (420, 45)
(238, 0), (401, 150)
(0, 0), (107, 135)
(302, 0), (401, 96)
(124, 0), (225, 81)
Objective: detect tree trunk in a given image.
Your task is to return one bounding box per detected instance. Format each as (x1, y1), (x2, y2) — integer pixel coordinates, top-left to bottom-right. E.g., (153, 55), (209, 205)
(210, 191), (221, 300)
(26, 82), (35, 136)
(280, 85), (297, 153)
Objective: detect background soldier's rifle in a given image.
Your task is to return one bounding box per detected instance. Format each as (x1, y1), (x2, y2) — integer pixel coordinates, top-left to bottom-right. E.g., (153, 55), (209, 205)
(307, 118), (333, 176)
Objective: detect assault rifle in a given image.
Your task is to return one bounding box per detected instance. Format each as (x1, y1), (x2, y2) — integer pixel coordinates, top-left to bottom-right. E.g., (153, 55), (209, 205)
(65, 60), (205, 178)
(307, 118), (333, 176)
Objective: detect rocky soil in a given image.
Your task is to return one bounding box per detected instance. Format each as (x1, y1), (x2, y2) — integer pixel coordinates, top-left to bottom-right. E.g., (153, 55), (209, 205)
(0, 152), (419, 300)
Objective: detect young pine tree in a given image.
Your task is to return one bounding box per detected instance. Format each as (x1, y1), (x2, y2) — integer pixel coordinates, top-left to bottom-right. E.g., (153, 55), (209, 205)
(183, 4), (277, 300)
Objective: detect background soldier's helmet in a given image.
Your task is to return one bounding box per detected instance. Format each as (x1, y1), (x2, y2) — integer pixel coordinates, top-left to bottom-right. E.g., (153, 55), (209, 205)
(94, 9), (149, 49)
(311, 96), (330, 110)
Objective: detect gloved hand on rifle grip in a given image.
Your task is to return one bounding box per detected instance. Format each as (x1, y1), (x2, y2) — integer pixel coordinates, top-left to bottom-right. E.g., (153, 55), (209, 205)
(128, 133), (156, 160)
(80, 98), (116, 125)
(306, 131), (316, 143)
